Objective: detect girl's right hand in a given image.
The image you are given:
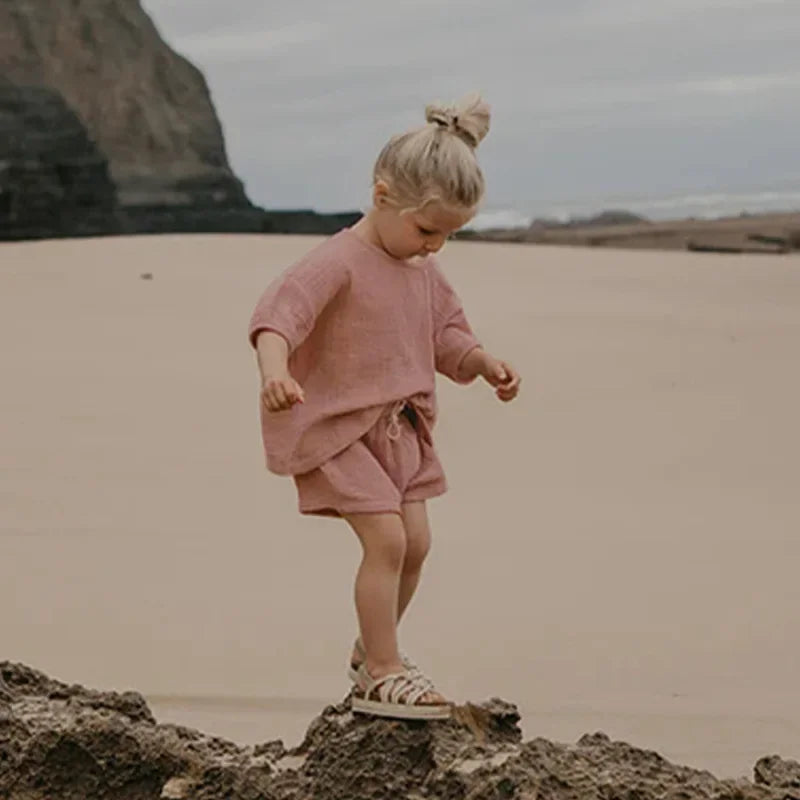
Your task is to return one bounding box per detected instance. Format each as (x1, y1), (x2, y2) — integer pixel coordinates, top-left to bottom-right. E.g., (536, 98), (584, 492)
(261, 372), (305, 412)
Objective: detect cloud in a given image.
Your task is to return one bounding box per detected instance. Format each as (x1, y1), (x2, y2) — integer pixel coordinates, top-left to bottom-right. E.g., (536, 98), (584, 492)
(570, 0), (789, 27)
(172, 23), (327, 61)
(685, 72), (800, 96)
(139, 0), (800, 215)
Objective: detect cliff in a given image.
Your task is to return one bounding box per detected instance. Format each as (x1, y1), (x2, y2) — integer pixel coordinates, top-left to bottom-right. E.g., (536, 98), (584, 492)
(1, 661), (799, 800)
(0, 82), (120, 239)
(0, 0), (359, 240)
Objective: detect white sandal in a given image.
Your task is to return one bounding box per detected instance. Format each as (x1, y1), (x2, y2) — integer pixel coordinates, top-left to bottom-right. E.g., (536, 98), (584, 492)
(347, 638), (431, 688)
(351, 663), (452, 720)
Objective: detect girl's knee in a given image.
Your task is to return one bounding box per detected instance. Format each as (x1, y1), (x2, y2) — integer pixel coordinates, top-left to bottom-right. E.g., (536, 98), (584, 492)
(403, 529), (431, 573)
(372, 526), (407, 570)
(349, 512), (407, 570)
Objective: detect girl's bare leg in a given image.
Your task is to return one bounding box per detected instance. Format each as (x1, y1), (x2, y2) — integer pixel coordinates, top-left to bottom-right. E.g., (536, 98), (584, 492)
(346, 505), (444, 703)
(348, 501), (432, 666)
(397, 501), (432, 623)
(344, 511), (407, 677)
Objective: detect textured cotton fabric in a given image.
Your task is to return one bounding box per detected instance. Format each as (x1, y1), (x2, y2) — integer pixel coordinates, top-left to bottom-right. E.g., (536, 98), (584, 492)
(248, 226), (480, 475)
(294, 399), (447, 516)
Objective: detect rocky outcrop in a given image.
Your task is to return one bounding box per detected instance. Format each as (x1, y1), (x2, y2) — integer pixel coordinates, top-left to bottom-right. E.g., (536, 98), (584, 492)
(458, 211), (800, 253)
(0, 0), (256, 222)
(0, 0), (360, 240)
(0, 82), (120, 240)
(1, 661), (799, 800)
(260, 209), (362, 235)
(528, 210), (649, 231)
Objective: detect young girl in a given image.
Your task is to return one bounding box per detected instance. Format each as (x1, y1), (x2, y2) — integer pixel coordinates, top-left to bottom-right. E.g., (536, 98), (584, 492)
(248, 94), (521, 720)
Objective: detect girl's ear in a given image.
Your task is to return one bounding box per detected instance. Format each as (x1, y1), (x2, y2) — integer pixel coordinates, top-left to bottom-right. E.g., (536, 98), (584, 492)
(373, 180), (391, 207)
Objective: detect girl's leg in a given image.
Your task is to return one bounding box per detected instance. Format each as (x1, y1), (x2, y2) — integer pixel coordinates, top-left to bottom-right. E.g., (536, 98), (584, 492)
(397, 501), (432, 623)
(349, 500), (431, 660)
(344, 511), (407, 677)
(345, 509), (445, 704)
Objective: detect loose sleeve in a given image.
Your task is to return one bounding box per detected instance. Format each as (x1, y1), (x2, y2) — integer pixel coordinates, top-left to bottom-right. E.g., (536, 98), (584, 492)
(431, 264), (481, 384)
(248, 255), (350, 352)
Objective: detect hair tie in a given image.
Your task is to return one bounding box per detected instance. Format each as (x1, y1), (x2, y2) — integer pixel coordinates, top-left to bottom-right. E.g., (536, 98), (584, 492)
(427, 107), (479, 147)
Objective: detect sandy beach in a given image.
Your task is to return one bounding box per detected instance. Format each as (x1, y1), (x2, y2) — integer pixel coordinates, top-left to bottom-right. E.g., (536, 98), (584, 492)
(1, 234), (799, 779)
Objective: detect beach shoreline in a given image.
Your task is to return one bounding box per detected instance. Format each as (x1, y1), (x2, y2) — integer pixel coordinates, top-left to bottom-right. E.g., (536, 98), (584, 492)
(460, 209), (800, 254)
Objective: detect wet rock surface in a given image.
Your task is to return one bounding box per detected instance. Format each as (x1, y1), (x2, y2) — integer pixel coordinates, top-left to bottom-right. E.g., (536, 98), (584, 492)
(0, 661), (797, 800)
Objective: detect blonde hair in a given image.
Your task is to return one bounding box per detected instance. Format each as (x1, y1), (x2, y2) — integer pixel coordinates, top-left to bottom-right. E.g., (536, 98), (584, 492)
(373, 93), (491, 213)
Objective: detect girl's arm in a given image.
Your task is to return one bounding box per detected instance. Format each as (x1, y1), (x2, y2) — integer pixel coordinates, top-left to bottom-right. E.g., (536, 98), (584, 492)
(255, 331), (305, 411)
(248, 256), (349, 411)
(457, 347), (521, 402)
(255, 330), (289, 382)
(430, 264), (521, 401)
(430, 265), (483, 384)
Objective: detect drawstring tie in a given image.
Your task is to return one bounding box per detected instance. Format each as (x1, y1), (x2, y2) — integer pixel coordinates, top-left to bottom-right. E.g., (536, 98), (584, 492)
(386, 400), (407, 441)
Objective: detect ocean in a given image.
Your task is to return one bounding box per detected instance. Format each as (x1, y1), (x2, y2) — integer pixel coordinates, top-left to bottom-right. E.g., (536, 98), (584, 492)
(472, 178), (800, 230)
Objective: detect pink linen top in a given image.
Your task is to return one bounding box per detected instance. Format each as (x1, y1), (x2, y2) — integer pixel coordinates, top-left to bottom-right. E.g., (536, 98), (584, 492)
(248, 227), (481, 475)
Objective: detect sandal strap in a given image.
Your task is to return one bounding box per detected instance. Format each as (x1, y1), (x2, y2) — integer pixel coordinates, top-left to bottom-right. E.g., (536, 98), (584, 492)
(411, 669), (435, 691)
(383, 674), (428, 705)
(400, 652), (420, 671)
(357, 665), (438, 706)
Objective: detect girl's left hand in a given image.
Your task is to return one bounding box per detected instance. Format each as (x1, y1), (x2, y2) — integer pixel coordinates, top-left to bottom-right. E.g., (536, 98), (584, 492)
(482, 355), (521, 402)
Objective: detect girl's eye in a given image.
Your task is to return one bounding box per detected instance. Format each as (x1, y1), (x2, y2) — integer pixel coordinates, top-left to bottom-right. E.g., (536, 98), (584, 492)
(418, 227), (434, 236)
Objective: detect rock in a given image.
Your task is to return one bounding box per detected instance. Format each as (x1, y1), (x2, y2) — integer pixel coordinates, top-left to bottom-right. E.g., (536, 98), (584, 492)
(0, 661), (283, 800)
(754, 755), (800, 793)
(747, 233), (791, 250)
(160, 776), (196, 799)
(0, 670), (14, 702)
(686, 237), (789, 254)
(579, 209), (649, 227)
(0, 0), (251, 221)
(0, 82), (120, 240)
(462, 212), (800, 253)
(1, 661), (797, 800)
(0, 0), (362, 239)
(528, 210), (649, 231)
(260, 209), (363, 235)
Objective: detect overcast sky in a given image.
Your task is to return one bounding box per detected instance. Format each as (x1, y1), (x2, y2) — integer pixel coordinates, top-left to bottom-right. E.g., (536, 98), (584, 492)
(140, 0), (799, 219)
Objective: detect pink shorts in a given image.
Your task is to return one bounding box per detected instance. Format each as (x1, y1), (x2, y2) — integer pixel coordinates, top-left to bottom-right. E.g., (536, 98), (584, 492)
(294, 401), (447, 517)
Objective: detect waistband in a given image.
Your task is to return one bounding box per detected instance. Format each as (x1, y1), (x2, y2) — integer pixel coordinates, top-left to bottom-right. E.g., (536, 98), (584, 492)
(386, 400), (419, 441)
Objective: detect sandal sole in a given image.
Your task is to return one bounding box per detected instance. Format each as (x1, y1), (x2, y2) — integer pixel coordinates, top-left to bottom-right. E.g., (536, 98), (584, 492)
(352, 696), (452, 720)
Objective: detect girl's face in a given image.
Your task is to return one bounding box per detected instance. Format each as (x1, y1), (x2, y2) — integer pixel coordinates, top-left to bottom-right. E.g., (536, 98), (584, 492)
(373, 189), (475, 261)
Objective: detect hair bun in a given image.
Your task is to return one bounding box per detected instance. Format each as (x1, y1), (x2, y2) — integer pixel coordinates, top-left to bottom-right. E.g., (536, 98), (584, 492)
(425, 93), (491, 149)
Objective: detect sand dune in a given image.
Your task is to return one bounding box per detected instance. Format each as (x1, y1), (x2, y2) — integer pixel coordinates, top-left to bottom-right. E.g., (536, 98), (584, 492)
(1, 234), (799, 778)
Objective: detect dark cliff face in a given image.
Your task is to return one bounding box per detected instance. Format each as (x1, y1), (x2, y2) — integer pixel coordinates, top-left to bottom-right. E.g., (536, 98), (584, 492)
(0, 0), (360, 240)
(0, 82), (121, 239)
